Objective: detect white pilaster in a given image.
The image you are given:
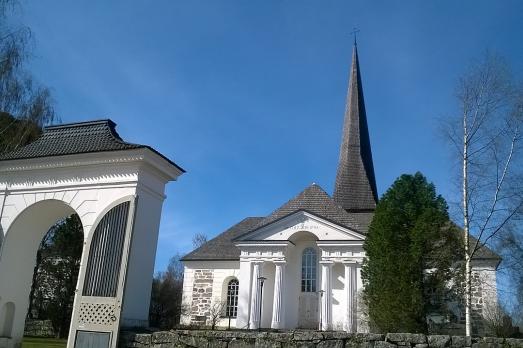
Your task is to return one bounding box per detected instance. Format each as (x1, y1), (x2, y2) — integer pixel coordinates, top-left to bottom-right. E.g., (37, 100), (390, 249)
(271, 261), (285, 329)
(320, 261), (333, 331)
(249, 262), (263, 329)
(344, 261), (358, 332)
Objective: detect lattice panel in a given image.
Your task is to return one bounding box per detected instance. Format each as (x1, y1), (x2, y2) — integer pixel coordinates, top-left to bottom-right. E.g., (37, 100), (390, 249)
(78, 302), (117, 326)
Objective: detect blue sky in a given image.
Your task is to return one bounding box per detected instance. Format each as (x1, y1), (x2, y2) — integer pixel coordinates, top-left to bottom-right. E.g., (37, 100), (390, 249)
(11, 0), (523, 301)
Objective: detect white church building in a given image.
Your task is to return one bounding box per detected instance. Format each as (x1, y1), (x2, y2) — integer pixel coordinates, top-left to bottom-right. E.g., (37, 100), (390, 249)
(180, 44), (500, 333)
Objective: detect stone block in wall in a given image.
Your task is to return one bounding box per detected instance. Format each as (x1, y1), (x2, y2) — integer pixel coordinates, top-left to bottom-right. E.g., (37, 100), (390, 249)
(228, 337), (256, 348)
(206, 337), (228, 348)
(323, 332), (352, 340)
(505, 338), (523, 348)
(386, 333), (427, 345)
(317, 339), (344, 348)
(427, 335), (451, 348)
(177, 332), (212, 347)
(23, 319), (55, 338)
(451, 336), (472, 347)
(357, 333), (386, 341)
(151, 331), (178, 344)
(375, 341), (399, 348)
(266, 332), (295, 344)
(254, 337), (282, 348)
(292, 331), (324, 341)
(345, 333), (385, 348)
(345, 341), (374, 348)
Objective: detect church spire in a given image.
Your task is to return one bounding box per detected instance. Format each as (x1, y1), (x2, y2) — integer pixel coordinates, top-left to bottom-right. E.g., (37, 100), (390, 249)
(333, 43), (378, 212)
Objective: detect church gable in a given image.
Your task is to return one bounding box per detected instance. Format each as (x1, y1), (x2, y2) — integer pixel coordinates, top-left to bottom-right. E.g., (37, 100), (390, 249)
(234, 210), (365, 242)
(250, 183), (364, 233)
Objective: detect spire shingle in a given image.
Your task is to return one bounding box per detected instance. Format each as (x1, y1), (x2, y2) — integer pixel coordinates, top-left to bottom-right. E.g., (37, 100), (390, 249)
(333, 44), (378, 212)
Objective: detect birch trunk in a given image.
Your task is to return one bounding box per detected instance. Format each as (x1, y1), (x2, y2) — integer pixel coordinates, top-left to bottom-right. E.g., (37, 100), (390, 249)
(463, 110), (472, 336)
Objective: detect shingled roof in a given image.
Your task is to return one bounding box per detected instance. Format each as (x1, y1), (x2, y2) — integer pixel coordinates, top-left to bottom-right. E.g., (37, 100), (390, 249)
(241, 183), (365, 237)
(181, 217), (264, 261)
(182, 185), (370, 262)
(333, 43), (378, 212)
(0, 119), (184, 171)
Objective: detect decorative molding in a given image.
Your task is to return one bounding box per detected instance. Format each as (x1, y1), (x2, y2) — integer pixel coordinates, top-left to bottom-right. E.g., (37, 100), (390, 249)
(237, 211), (365, 242)
(0, 148), (183, 183)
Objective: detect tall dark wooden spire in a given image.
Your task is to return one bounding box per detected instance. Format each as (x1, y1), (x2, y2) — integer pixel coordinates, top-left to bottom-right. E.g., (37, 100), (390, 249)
(333, 43), (378, 212)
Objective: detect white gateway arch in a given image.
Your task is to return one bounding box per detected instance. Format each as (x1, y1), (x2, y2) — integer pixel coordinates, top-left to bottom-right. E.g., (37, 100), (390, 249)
(0, 120), (184, 348)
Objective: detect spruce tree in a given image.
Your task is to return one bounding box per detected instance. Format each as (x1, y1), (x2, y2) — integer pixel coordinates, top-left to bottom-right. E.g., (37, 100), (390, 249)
(361, 172), (460, 333)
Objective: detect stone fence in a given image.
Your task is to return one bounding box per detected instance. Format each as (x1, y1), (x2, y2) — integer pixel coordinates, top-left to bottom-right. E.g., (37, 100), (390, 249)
(23, 319), (55, 338)
(120, 330), (523, 348)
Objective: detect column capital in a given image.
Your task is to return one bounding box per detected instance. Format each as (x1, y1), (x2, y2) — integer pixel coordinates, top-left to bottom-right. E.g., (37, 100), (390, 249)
(319, 260), (334, 266)
(342, 260), (360, 266)
(273, 260), (287, 265)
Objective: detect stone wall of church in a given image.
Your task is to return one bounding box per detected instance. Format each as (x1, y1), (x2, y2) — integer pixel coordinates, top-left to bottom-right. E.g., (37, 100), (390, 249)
(180, 261), (240, 328)
(427, 266), (498, 336)
(471, 267), (498, 336)
(189, 269), (214, 325)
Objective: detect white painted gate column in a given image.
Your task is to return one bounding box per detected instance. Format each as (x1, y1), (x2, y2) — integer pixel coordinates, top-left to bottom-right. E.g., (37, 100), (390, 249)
(320, 261), (333, 330)
(344, 261), (357, 332)
(271, 261), (285, 329)
(249, 261), (263, 329)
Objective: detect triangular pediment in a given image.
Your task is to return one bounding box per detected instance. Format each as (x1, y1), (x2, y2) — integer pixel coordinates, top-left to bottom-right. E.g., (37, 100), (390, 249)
(235, 210), (365, 242)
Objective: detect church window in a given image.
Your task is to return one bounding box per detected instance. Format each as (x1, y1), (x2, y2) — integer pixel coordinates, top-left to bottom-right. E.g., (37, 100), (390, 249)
(226, 279), (239, 318)
(301, 247), (317, 292)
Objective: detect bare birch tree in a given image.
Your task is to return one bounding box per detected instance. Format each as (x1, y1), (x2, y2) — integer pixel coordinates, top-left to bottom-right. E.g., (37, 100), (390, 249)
(192, 232), (208, 249)
(0, 0), (56, 153)
(445, 52), (523, 336)
(207, 301), (226, 330)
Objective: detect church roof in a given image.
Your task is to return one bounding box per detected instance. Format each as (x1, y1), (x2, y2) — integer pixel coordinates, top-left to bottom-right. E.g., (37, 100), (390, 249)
(0, 119), (184, 172)
(244, 183), (365, 236)
(181, 217), (264, 261)
(469, 235), (501, 262)
(333, 43), (378, 212)
(182, 184), (369, 261)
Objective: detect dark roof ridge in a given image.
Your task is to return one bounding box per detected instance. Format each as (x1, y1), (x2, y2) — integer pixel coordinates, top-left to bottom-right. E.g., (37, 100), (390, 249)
(44, 119), (116, 130)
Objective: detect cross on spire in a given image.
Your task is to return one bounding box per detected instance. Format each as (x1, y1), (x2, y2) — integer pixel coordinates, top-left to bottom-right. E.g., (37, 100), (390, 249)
(350, 27), (360, 45)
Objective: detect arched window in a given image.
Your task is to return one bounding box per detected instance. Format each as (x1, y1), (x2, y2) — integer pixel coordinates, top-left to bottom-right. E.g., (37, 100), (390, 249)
(301, 247), (317, 292)
(225, 279), (239, 318)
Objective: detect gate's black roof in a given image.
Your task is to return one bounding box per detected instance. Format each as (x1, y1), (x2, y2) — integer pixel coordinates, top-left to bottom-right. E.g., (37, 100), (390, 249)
(0, 119), (184, 172)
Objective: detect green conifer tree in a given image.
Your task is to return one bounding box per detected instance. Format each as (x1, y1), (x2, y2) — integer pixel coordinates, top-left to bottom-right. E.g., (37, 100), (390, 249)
(361, 172), (460, 333)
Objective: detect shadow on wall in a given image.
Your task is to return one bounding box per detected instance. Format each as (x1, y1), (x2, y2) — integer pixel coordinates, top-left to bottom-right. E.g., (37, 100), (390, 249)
(0, 302), (15, 338)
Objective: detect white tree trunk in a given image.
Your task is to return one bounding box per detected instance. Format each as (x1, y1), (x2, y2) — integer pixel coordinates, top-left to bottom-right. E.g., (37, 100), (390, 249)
(463, 112), (472, 337)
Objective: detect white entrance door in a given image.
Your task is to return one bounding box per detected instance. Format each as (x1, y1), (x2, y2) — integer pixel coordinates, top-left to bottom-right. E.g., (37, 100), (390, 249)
(298, 292), (318, 328)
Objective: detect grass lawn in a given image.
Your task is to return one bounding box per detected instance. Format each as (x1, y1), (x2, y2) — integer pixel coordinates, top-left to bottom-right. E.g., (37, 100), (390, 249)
(22, 337), (67, 348)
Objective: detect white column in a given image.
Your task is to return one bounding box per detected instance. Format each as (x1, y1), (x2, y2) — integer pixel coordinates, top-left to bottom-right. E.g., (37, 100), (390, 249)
(236, 260), (253, 328)
(320, 261), (333, 331)
(271, 261), (285, 329)
(344, 261), (358, 332)
(249, 262), (262, 329)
